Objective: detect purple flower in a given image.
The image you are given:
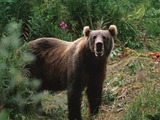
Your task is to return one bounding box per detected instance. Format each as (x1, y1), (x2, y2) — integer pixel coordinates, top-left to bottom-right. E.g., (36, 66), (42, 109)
(60, 21), (68, 29)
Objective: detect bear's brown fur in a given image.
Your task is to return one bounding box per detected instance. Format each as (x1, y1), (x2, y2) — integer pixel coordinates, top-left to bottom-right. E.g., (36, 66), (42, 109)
(26, 25), (117, 120)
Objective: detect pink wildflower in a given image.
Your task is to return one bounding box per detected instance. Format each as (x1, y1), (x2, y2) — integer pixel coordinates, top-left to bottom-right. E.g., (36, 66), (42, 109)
(60, 21), (68, 29)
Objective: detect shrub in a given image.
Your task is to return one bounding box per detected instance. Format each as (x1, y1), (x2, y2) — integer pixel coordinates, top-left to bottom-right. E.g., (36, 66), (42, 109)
(1, 0), (159, 48)
(64, 0), (159, 48)
(28, 0), (72, 41)
(0, 0), (33, 39)
(0, 22), (41, 119)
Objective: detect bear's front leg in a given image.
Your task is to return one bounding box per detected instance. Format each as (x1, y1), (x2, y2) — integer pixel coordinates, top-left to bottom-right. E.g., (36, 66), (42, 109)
(86, 81), (103, 117)
(67, 83), (82, 120)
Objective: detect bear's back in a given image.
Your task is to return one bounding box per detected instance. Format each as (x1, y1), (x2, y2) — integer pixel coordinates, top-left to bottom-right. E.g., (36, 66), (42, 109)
(28, 38), (71, 54)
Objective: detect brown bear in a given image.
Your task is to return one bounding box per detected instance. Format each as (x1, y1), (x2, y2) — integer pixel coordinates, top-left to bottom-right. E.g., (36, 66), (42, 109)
(26, 25), (117, 120)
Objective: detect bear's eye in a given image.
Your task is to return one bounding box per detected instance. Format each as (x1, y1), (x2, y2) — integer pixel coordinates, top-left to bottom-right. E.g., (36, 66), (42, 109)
(102, 36), (106, 39)
(93, 36), (97, 39)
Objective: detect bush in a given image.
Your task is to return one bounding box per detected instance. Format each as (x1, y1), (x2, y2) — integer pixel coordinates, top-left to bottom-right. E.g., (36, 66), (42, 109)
(1, 0), (159, 48)
(28, 0), (72, 41)
(141, 0), (160, 37)
(0, 0), (33, 39)
(64, 0), (159, 48)
(0, 22), (41, 119)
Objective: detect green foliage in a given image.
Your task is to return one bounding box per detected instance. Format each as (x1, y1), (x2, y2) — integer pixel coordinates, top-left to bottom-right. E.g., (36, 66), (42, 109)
(64, 0), (145, 48)
(141, 0), (160, 37)
(144, 38), (160, 52)
(0, 0), (33, 39)
(1, 0), (159, 48)
(0, 22), (41, 119)
(123, 88), (160, 120)
(0, 110), (10, 120)
(110, 47), (123, 58)
(28, 0), (72, 41)
(102, 90), (115, 105)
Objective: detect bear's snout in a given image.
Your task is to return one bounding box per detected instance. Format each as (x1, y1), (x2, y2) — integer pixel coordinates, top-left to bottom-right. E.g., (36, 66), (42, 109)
(95, 40), (104, 57)
(96, 42), (103, 52)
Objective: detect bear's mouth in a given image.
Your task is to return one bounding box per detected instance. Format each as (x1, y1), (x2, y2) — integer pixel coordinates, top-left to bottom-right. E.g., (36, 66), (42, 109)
(95, 51), (104, 57)
(94, 41), (104, 57)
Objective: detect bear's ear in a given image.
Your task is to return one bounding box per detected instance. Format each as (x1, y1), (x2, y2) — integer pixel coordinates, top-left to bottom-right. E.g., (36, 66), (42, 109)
(108, 25), (118, 36)
(83, 26), (90, 37)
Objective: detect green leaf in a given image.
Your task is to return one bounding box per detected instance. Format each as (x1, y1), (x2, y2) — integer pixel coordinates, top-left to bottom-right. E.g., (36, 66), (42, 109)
(0, 110), (10, 120)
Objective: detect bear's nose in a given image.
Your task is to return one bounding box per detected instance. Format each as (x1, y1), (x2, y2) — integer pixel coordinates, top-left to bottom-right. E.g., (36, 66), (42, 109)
(96, 42), (103, 52)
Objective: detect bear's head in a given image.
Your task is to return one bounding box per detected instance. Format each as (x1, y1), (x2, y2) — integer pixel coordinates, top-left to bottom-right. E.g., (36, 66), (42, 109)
(83, 25), (117, 58)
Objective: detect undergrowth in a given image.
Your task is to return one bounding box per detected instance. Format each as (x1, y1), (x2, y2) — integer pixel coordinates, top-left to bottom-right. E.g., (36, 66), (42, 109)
(100, 50), (160, 120)
(0, 22), (49, 120)
(1, 0), (159, 48)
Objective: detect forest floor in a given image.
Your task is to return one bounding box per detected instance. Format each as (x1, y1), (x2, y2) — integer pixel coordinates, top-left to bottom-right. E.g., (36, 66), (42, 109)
(34, 39), (160, 120)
